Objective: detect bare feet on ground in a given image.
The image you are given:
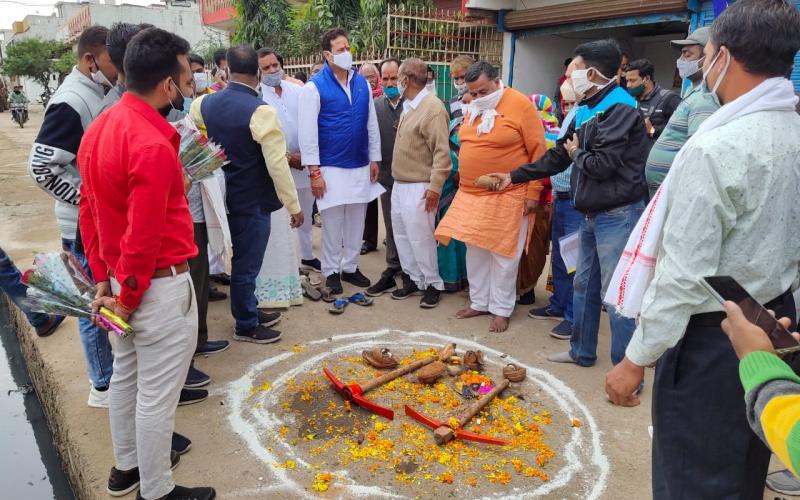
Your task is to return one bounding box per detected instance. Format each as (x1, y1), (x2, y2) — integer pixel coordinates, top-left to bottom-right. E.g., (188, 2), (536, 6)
(455, 307), (489, 319)
(489, 316), (510, 333)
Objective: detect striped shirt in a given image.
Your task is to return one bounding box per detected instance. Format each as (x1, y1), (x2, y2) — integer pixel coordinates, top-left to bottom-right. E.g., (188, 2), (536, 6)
(550, 106), (577, 193)
(644, 84), (719, 196)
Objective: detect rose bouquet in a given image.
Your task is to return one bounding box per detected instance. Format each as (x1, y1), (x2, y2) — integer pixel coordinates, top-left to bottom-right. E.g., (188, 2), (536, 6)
(174, 118), (229, 182)
(20, 252), (133, 338)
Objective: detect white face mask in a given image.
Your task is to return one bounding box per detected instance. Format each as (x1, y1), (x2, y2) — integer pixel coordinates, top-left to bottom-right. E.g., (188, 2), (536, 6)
(261, 70), (284, 88)
(570, 67), (612, 97)
(91, 68), (111, 87)
(702, 48), (729, 104)
(331, 51), (353, 71)
(453, 81), (466, 94)
(676, 56), (705, 80)
(397, 77), (407, 97)
(193, 72), (209, 92)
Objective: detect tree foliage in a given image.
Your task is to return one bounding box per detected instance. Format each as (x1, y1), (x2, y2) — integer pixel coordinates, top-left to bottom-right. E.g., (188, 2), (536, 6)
(1, 37), (74, 104)
(233, 0), (432, 58)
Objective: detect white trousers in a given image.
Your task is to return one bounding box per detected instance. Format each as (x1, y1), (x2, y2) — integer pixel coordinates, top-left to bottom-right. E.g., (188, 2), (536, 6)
(295, 186), (316, 260)
(320, 202), (367, 277)
(466, 217), (528, 318)
(391, 182), (444, 290)
(109, 272), (198, 500)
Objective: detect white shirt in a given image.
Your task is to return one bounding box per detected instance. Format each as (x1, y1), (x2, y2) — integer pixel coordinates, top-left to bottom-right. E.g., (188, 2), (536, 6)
(297, 69), (381, 167)
(261, 79), (308, 188)
(402, 87), (429, 114)
(625, 109), (800, 366)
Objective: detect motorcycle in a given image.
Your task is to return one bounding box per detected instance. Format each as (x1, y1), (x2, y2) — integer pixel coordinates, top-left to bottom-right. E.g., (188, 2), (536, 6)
(10, 103), (28, 128)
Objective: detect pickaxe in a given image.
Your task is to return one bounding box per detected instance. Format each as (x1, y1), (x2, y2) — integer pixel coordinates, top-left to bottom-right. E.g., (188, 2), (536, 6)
(405, 371), (523, 446)
(323, 343), (456, 420)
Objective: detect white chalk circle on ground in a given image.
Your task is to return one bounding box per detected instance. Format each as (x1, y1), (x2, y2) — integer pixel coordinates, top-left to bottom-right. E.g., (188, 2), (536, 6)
(218, 329), (609, 499)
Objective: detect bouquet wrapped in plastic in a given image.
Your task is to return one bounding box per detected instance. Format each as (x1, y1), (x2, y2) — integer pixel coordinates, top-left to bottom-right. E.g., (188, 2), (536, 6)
(20, 252), (133, 338)
(174, 117), (229, 182)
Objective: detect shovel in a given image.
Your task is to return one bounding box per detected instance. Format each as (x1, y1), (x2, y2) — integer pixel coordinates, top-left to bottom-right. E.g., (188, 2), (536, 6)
(323, 343), (456, 420)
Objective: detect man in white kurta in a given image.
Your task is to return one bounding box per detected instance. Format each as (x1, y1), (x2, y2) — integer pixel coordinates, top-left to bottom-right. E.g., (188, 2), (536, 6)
(298, 28), (382, 294)
(258, 48), (320, 272)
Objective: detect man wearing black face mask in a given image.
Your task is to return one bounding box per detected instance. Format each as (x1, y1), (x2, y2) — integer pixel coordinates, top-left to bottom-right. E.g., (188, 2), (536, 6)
(78, 27), (216, 500)
(625, 59), (680, 142)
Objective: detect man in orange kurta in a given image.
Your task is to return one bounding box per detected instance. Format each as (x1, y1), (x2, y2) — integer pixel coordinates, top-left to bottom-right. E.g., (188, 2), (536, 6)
(435, 61), (546, 332)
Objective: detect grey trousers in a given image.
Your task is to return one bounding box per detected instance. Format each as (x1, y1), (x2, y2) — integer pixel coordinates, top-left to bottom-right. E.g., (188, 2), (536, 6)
(109, 272), (197, 499)
(380, 185), (401, 274)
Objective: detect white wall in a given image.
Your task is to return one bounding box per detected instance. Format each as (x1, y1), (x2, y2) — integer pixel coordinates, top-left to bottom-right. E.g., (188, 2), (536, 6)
(637, 34), (684, 91)
(510, 34), (575, 99)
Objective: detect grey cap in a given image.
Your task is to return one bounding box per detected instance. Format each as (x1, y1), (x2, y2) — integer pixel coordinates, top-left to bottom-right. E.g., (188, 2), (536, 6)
(671, 27), (710, 49)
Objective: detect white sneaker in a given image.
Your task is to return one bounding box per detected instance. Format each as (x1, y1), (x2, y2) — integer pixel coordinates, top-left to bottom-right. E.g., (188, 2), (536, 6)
(88, 385), (109, 408)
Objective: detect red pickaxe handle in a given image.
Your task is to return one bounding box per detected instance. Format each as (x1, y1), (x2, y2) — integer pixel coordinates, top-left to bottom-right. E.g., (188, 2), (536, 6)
(404, 404), (509, 446)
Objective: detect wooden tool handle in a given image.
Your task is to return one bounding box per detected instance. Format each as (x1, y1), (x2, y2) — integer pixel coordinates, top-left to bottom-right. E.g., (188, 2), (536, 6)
(458, 378), (510, 426)
(360, 343), (456, 393)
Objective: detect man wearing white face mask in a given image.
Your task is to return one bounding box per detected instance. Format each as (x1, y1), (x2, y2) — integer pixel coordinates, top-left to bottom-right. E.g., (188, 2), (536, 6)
(258, 48), (319, 273)
(298, 28), (383, 295)
(603, 1), (800, 498)
(27, 25), (118, 409)
(490, 39), (649, 359)
(643, 27), (719, 197)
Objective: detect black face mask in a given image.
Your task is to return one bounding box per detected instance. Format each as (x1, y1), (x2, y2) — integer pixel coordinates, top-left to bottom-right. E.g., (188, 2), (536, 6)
(158, 80), (185, 117)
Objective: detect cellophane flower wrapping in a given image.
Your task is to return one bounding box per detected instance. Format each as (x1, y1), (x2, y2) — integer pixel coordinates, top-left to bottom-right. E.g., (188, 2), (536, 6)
(20, 251), (133, 338)
(174, 116), (229, 182)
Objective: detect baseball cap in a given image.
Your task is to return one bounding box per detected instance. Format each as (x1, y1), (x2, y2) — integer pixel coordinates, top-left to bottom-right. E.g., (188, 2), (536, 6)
(670, 27), (711, 49)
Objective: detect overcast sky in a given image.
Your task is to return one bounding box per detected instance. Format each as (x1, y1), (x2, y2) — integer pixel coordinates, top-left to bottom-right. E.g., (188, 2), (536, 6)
(1, 0), (160, 31)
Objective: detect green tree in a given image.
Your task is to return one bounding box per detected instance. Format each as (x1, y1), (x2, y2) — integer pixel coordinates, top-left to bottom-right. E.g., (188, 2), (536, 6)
(233, 0), (293, 49)
(1, 37), (73, 105)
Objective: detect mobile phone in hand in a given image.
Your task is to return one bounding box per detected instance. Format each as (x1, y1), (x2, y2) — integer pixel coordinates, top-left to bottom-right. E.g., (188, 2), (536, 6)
(701, 276), (800, 354)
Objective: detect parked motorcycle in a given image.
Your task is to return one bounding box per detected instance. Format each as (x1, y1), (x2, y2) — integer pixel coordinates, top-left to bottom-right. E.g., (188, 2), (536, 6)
(10, 103), (28, 128)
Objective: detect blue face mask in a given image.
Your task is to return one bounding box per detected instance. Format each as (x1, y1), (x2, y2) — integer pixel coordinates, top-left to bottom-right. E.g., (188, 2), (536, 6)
(384, 86), (400, 99)
(183, 96), (193, 111)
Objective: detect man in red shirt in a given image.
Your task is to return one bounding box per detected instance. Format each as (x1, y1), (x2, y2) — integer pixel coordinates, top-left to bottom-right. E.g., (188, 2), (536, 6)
(78, 27), (215, 500)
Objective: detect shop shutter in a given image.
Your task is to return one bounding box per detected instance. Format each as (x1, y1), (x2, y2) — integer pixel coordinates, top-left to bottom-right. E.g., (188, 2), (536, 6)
(502, 0), (688, 31)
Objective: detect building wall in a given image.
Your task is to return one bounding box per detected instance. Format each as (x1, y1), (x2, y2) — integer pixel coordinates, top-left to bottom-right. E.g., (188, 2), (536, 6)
(510, 34), (576, 98)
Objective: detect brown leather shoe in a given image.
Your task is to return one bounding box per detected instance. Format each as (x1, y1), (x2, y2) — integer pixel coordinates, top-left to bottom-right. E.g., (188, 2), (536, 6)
(502, 363), (527, 382)
(417, 361), (446, 384)
(462, 350), (485, 372)
(362, 348), (399, 369)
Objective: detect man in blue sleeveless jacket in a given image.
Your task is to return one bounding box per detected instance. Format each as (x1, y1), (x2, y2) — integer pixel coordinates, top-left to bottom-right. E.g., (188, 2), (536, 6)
(491, 39), (648, 368)
(190, 46), (303, 344)
(298, 28), (384, 295)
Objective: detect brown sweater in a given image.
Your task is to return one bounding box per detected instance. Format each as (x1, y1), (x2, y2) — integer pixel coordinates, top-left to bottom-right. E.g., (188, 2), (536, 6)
(391, 92), (452, 194)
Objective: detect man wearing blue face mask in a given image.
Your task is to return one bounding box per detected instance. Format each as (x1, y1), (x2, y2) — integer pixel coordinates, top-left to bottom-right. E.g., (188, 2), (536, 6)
(298, 28), (383, 296)
(643, 27), (720, 197)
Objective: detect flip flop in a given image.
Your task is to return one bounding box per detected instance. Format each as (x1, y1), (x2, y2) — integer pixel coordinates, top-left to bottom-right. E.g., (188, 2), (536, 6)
(319, 287), (337, 303)
(348, 293), (373, 307)
(300, 276), (322, 301)
(329, 298), (348, 315)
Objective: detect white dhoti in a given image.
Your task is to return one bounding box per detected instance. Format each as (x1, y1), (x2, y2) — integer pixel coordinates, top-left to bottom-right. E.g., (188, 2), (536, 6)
(207, 172), (228, 275)
(291, 168), (317, 261)
(318, 165), (384, 277)
(391, 182), (443, 290)
(466, 217), (528, 318)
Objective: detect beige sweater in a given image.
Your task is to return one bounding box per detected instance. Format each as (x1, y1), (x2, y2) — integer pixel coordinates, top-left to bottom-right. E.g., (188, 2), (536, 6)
(391, 93), (453, 194)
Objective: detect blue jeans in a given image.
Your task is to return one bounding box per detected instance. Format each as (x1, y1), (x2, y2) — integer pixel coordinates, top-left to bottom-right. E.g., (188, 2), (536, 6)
(0, 246), (49, 327)
(63, 239), (114, 388)
(548, 196), (584, 324)
(228, 210), (271, 332)
(570, 201), (644, 366)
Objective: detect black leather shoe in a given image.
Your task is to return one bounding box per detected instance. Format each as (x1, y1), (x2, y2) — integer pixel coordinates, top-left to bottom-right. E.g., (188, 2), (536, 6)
(109, 451), (179, 497)
(178, 388), (208, 406)
(137, 485), (216, 500)
(325, 273), (343, 295)
(184, 362), (210, 388)
(366, 271), (397, 297)
(195, 340), (230, 356)
(341, 268), (371, 288)
(208, 287), (227, 302)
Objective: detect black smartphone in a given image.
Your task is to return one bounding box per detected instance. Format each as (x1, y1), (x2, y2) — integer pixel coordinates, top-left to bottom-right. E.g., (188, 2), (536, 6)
(701, 276), (799, 354)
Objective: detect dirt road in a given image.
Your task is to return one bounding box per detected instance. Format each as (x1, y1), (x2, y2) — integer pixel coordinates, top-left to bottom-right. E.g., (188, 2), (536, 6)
(0, 106), (777, 499)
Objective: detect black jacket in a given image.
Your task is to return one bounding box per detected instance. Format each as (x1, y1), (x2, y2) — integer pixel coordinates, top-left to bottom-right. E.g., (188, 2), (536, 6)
(510, 83), (648, 214)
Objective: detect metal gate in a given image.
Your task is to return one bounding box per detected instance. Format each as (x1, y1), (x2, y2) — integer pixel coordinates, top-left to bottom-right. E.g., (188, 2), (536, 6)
(386, 5), (502, 102)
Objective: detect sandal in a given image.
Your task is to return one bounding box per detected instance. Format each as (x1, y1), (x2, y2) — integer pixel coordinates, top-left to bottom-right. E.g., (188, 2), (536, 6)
(328, 298), (348, 315)
(502, 363), (527, 382)
(320, 287), (337, 303)
(348, 293), (373, 307)
(463, 350), (485, 372)
(301, 276), (322, 301)
(362, 347), (399, 369)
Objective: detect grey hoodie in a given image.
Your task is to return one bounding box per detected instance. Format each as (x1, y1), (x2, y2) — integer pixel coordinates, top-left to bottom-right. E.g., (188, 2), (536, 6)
(28, 67), (105, 240)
